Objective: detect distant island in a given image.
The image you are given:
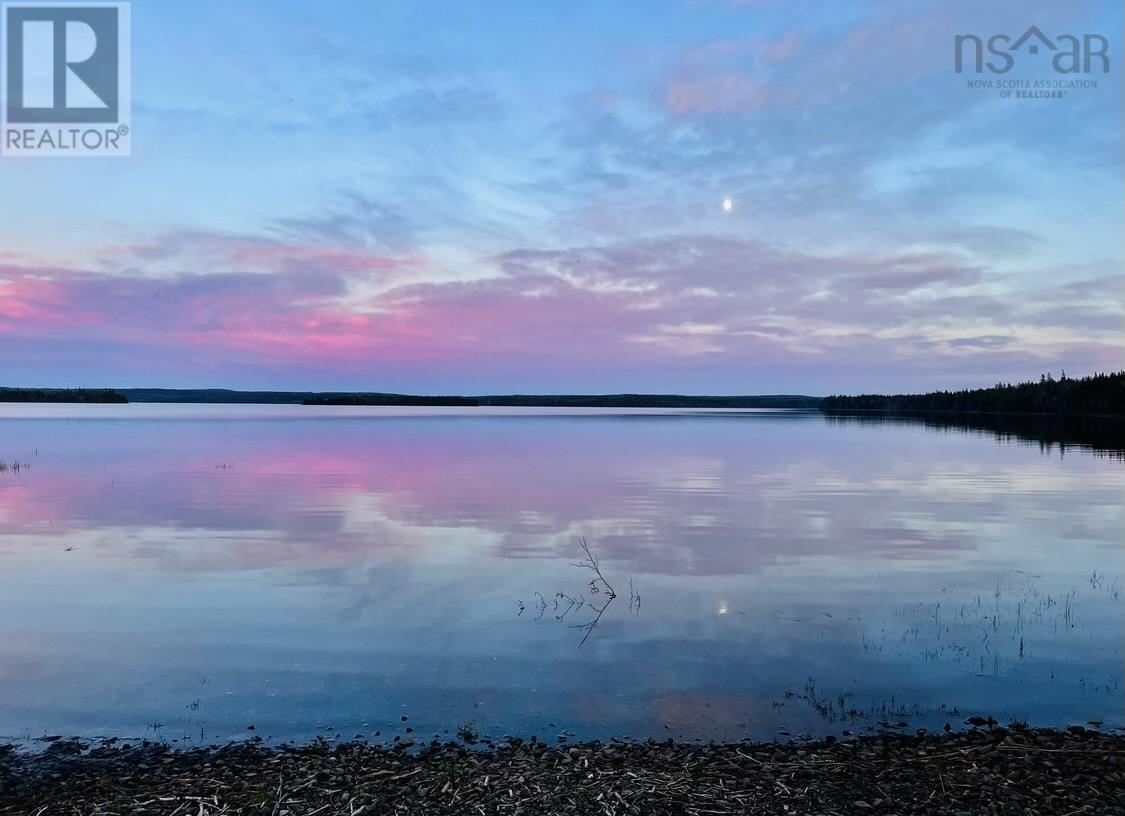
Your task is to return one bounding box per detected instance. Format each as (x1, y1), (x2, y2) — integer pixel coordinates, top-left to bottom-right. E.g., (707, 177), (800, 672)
(115, 389), (820, 409)
(304, 394), (479, 406)
(822, 371), (1124, 416)
(0, 387), (128, 403)
(118, 389), (478, 405)
(476, 394), (821, 408)
(3, 373), (1120, 414)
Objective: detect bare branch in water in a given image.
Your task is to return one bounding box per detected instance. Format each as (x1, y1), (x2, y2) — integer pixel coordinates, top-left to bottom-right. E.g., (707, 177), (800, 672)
(571, 596), (614, 647)
(522, 538), (636, 646)
(571, 536), (617, 599)
(555, 591), (587, 621)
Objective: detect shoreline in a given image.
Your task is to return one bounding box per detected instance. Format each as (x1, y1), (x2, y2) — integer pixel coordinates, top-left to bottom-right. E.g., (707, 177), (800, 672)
(3, 393), (1122, 419)
(821, 407), (1125, 419)
(2, 727), (1121, 815)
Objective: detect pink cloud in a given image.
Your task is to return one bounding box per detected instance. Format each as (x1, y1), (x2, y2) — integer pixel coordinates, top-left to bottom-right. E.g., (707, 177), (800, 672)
(665, 70), (769, 115)
(661, 32), (803, 115)
(0, 230), (1120, 388)
(0, 268), (103, 328)
(657, 1), (1106, 117)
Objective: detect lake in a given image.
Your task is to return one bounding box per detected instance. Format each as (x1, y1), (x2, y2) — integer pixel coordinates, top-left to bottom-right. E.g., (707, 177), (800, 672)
(0, 405), (1121, 748)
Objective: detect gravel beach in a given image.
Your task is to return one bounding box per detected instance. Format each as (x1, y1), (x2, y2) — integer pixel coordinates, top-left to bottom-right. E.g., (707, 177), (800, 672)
(2, 727), (1122, 815)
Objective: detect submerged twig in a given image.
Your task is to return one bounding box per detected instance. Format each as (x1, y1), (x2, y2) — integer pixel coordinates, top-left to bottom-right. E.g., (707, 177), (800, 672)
(571, 536), (616, 599)
(521, 538), (637, 646)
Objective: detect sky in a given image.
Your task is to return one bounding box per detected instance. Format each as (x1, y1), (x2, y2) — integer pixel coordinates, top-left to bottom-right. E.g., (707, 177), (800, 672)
(0, 0), (1121, 394)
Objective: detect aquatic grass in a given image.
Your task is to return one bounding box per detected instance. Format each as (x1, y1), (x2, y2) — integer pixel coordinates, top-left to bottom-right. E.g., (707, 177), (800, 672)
(455, 722), (479, 744)
(773, 566), (1121, 732)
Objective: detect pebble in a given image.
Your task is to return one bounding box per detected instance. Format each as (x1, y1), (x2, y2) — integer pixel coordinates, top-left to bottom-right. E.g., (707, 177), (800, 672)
(1, 727), (1121, 816)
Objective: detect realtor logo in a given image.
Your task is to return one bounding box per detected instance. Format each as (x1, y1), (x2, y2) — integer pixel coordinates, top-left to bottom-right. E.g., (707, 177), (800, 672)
(2, 2), (130, 156)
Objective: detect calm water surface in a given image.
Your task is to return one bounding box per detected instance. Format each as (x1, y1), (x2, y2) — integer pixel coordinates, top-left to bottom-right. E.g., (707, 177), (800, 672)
(0, 406), (1121, 747)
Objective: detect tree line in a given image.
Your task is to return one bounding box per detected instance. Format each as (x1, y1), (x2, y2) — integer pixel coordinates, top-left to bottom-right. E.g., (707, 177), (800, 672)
(302, 393), (478, 406)
(0, 387), (128, 403)
(821, 370), (1124, 415)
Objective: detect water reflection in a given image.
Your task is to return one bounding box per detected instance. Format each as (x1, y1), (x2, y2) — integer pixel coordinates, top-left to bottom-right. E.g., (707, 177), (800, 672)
(0, 407), (1121, 747)
(823, 410), (1125, 460)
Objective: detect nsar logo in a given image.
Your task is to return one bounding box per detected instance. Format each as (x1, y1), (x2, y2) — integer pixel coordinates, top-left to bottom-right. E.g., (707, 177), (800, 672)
(955, 25), (1109, 75)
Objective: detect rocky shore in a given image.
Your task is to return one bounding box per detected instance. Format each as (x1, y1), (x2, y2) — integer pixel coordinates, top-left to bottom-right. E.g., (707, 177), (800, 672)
(1, 727), (1122, 815)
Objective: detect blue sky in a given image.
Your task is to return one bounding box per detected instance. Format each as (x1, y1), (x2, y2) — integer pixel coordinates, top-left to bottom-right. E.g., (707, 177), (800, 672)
(0, 0), (1121, 393)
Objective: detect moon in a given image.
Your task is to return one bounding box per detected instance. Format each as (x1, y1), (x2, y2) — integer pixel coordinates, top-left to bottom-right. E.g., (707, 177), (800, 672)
(722, 198), (733, 212)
